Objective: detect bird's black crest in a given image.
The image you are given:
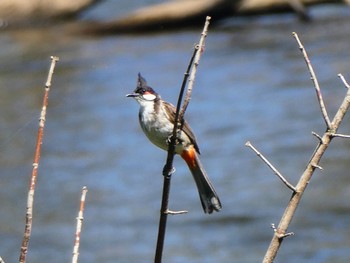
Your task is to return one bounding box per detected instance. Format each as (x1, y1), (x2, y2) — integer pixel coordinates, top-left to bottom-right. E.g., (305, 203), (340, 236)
(137, 73), (147, 89)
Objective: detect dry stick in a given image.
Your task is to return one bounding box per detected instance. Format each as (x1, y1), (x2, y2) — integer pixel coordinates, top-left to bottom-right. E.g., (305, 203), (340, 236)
(154, 16), (211, 263)
(262, 35), (350, 263)
(338, 73), (350, 89)
(72, 186), (88, 263)
(293, 32), (332, 129)
(245, 141), (296, 192)
(180, 16), (211, 120)
(19, 56), (59, 263)
(154, 47), (197, 262)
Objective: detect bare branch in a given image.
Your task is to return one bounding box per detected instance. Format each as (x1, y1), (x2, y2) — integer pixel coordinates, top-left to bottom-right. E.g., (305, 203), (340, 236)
(330, 76), (350, 129)
(165, 209), (188, 215)
(271, 224), (295, 239)
(72, 186), (88, 263)
(180, 16), (211, 119)
(245, 141), (296, 192)
(292, 32), (332, 129)
(155, 17), (211, 263)
(19, 56), (59, 263)
(311, 163), (323, 170)
(338, 73), (350, 89)
(262, 34), (350, 263)
(331, 133), (350, 138)
(311, 131), (323, 143)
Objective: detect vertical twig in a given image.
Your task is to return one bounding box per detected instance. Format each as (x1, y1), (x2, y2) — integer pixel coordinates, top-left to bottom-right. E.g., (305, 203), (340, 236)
(72, 186), (88, 263)
(292, 32), (332, 129)
(180, 16), (211, 120)
(154, 16), (211, 263)
(19, 56), (59, 263)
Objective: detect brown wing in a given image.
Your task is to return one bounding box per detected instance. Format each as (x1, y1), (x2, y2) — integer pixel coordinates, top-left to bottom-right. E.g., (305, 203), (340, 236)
(162, 101), (201, 154)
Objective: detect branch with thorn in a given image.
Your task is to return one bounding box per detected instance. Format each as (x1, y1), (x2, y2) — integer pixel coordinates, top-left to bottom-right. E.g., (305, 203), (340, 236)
(271, 224), (294, 239)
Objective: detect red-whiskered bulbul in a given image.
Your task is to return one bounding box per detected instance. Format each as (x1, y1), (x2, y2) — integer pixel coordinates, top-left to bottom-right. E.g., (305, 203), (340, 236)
(126, 73), (222, 214)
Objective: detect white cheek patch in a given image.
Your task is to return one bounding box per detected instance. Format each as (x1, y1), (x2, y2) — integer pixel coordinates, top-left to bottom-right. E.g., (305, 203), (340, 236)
(142, 93), (156, 101)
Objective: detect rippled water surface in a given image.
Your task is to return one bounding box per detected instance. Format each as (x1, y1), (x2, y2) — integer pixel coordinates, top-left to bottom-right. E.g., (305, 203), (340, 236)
(1, 3), (350, 263)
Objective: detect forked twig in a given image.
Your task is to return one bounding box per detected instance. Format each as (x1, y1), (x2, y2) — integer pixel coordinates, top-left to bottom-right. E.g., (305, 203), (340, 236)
(154, 16), (211, 263)
(19, 56), (59, 263)
(245, 141), (296, 192)
(293, 32), (332, 129)
(72, 186), (88, 263)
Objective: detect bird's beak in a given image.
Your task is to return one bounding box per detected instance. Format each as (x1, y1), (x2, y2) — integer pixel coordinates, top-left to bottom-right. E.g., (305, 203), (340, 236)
(126, 93), (138, 98)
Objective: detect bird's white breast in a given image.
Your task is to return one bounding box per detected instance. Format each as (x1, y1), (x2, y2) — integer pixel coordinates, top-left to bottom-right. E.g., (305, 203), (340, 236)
(138, 100), (173, 151)
(138, 99), (190, 154)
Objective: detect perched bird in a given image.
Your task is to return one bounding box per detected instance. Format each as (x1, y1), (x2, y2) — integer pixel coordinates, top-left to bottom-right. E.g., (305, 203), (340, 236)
(126, 73), (221, 214)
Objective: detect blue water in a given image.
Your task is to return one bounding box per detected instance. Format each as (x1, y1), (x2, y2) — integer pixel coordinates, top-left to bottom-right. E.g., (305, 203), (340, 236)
(1, 2), (350, 263)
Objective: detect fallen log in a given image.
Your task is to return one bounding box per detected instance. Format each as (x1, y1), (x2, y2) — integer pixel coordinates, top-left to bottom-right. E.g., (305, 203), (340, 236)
(0, 0), (101, 23)
(82, 0), (347, 34)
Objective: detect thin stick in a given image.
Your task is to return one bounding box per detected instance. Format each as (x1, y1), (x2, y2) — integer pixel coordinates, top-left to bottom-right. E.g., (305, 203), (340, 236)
(338, 73), (350, 89)
(332, 133), (350, 138)
(154, 17), (211, 263)
(262, 37), (350, 263)
(72, 186), (88, 263)
(292, 32), (332, 129)
(245, 141), (296, 192)
(180, 16), (211, 119)
(19, 56), (59, 263)
(311, 131), (323, 143)
(154, 45), (198, 263)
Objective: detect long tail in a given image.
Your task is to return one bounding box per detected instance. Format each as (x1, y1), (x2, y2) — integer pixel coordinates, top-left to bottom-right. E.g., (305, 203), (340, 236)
(181, 146), (222, 214)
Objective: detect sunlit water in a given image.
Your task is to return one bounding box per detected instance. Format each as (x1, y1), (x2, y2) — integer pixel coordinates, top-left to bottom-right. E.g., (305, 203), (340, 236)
(0, 3), (350, 263)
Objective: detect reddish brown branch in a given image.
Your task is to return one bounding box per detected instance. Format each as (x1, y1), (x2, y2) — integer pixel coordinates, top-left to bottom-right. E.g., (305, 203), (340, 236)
(72, 186), (88, 263)
(19, 56), (59, 263)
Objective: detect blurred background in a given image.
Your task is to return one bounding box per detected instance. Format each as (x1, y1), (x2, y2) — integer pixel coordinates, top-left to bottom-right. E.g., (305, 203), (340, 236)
(0, 1), (350, 262)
